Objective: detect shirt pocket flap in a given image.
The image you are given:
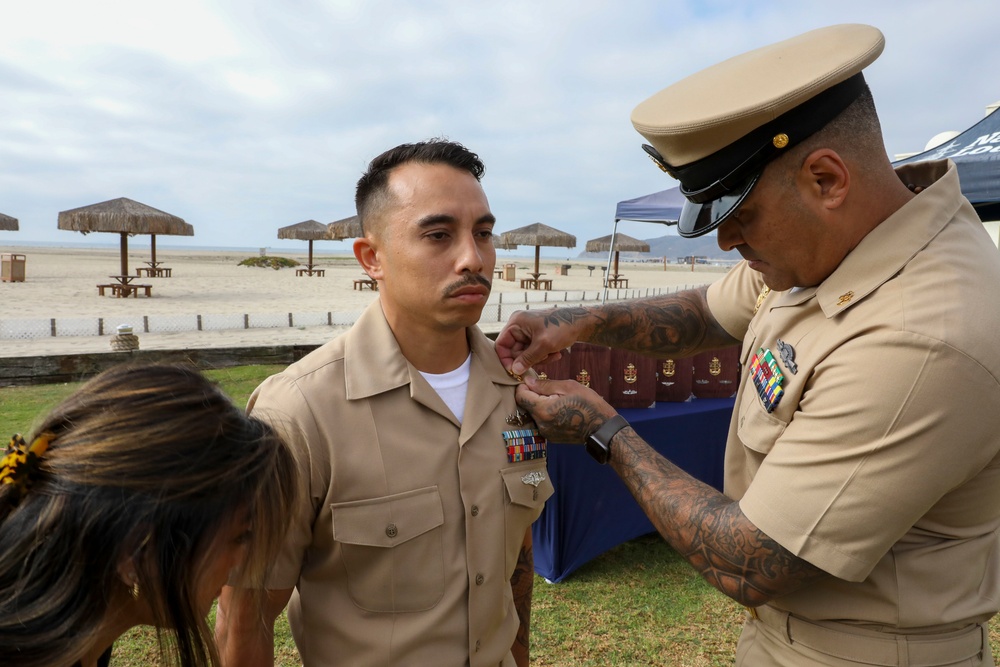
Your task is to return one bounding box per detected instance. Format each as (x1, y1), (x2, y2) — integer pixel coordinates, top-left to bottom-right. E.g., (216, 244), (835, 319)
(501, 465), (554, 508)
(331, 486), (444, 548)
(736, 387), (787, 455)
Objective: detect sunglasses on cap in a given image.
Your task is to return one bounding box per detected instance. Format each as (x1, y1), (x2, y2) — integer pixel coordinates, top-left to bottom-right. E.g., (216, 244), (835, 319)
(642, 143), (764, 238)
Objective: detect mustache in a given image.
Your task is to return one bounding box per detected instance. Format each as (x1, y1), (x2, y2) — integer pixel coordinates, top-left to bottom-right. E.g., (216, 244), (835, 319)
(443, 273), (492, 297)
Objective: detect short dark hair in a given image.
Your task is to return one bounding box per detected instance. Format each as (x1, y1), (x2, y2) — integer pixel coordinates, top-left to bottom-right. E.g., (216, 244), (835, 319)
(355, 139), (486, 233)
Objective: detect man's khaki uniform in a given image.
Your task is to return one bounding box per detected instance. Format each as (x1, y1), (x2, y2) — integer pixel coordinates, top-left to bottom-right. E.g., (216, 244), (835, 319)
(249, 301), (553, 667)
(708, 161), (1000, 666)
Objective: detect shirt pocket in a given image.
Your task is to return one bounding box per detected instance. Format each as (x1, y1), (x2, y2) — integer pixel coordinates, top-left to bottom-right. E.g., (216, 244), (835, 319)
(736, 383), (788, 456)
(501, 463), (554, 569)
(330, 485), (445, 612)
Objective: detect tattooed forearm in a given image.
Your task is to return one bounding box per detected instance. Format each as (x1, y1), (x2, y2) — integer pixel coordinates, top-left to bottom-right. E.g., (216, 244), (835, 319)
(551, 287), (737, 358)
(610, 428), (826, 605)
(510, 533), (534, 667)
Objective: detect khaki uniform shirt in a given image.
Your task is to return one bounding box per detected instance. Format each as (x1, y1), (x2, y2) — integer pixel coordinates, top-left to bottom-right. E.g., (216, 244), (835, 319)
(708, 160), (1000, 630)
(249, 301), (554, 667)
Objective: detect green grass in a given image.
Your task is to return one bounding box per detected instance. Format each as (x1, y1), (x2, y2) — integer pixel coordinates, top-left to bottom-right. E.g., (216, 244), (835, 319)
(238, 256), (300, 270)
(4, 367), (1000, 665)
(0, 365), (286, 438)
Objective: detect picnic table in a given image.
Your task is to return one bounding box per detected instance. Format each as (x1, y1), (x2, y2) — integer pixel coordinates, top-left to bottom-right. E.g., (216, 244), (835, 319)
(606, 274), (629, 289)
(520, 272), (553, 290)
(98, 275), (152, 298)
(135, 261), (172, 278)
(353, 277), (378, 290)
(296, 264), (325, 277)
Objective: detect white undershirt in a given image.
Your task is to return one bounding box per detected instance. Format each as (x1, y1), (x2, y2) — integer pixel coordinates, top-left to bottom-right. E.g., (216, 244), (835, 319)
(419, 353), (472, 424)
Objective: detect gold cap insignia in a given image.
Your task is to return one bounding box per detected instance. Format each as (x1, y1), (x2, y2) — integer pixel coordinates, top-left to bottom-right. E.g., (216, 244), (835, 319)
(772, 133), (789, 148)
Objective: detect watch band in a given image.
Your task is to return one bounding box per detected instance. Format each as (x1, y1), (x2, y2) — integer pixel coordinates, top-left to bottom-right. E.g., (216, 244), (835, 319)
(586, 414), (630, 464)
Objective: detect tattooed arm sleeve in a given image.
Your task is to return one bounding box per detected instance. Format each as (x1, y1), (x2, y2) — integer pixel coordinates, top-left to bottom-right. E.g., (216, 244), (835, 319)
(609, 427), (827, 606)
(510, 529), (534, 667)
(553, 286), (739, 358)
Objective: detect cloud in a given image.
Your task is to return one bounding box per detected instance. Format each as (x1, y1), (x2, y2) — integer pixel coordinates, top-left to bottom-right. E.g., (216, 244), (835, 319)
(1, 0), (998, 253)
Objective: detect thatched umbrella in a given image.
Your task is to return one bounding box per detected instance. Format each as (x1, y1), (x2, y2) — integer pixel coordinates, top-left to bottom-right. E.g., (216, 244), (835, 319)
(0, 213), (18, 231)
(497, 223), (576, 277)
(327, 215), (363, 240)
(57, 197), (193, 277)
(277, 220), (331, 269)
(586, 232), (650, 278)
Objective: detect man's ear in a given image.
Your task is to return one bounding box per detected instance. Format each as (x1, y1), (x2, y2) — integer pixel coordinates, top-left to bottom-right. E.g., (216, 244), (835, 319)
(800, 148), (850, 211)
(353, 236), (383, 280)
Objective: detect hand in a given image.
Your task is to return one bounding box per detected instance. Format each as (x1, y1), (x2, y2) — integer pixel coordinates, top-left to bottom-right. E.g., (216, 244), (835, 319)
(496, 309), (584, 377)
(515, 375), (617, 444)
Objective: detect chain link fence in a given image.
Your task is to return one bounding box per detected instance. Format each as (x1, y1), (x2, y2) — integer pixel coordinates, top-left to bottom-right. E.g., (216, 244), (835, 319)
(0, 286), (698, 341)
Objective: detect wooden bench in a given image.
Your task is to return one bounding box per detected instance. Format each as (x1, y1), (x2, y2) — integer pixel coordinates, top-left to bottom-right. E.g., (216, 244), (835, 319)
(98, 283), (152, 297)
(607, 276), (629, 289)
(296, 268), (325, 277)
(520, 278), (553, 290)
(136, 267), (172, 277)
(353, 278), (378, 291)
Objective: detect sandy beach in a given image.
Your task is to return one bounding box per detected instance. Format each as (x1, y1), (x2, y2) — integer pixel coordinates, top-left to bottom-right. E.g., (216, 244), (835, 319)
(0, 245), (732, 357)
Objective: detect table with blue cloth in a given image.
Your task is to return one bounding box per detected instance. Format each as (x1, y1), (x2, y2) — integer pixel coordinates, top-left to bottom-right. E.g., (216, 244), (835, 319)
(532, 397), (735, 582)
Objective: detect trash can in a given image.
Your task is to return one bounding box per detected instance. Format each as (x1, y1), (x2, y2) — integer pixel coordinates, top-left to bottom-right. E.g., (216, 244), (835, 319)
(1, 253), (25, 283)
(503, 263), (517, 281)
(556, 264), (571, 276)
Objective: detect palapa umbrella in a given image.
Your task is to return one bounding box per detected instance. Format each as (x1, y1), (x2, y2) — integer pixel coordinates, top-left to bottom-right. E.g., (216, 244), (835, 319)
(0, 213), (18, 231)
(497, 222), (576, 278)
(277, 219), (331, 269)
(327, 215), (363, 240)
(585, 232), (650, 279)
(57, 197), (193, 277)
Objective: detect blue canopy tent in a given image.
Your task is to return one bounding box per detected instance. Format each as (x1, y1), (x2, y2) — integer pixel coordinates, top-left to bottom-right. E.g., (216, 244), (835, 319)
(894, 108), (1000, 222)
(601, 186), (685, 301)
(614, 186), (685, 225)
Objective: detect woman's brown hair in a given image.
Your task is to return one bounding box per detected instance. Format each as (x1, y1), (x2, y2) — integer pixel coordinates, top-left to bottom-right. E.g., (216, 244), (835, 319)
(0, 363), (298, 667)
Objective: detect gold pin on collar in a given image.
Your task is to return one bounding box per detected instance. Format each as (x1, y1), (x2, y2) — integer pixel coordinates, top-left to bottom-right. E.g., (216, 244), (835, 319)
(753, 286), (771, 314)
(837, 291), (854, 306)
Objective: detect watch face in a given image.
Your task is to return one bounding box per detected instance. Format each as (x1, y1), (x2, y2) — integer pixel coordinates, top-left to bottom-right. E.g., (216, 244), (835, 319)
(586, 435), (611, 464)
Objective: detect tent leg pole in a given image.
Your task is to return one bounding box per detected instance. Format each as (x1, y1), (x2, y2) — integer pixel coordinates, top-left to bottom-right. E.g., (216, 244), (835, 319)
(602, 223), (619, 304)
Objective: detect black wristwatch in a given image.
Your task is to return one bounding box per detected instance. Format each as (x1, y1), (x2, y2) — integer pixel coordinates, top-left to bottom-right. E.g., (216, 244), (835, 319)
(585, 415), (630, 464)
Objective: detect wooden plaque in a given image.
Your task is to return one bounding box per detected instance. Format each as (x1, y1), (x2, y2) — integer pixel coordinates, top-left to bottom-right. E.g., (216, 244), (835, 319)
(655, 356), (694, 402)
(566, 342), (611, 402)
(692, 345), (741, 398)
(608, 350), (656, 409)
(533, 350), (572, 382)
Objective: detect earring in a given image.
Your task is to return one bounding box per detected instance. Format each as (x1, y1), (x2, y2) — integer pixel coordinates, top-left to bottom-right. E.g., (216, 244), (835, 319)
(130, 580), (140, 600)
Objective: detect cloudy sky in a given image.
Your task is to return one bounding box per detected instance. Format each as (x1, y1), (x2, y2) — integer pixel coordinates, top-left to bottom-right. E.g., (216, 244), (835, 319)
(1, 0), (998, 255)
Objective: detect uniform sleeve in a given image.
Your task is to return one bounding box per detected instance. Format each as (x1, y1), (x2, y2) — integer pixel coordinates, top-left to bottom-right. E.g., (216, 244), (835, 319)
(739, 330), (1000, 581)
(248, 374), (326, 590)
(706, 261), (763, 341)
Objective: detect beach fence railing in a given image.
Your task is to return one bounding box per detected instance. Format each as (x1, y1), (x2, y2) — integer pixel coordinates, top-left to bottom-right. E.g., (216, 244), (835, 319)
(0, 285), (701, 341)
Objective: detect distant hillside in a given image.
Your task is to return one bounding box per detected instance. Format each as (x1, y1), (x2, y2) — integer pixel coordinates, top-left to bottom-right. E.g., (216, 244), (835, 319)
(577, 233), (737, 262)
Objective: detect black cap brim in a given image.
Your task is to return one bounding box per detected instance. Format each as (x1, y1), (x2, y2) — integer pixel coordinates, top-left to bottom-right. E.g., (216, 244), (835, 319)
(677, 171), (760, 238)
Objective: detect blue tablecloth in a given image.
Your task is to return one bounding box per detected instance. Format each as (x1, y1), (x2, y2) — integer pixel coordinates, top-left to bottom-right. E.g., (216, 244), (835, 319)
(532, 397), (735, 582)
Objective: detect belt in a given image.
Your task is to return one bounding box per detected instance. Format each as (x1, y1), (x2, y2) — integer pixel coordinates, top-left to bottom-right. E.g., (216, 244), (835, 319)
(746, 605), (986, 667)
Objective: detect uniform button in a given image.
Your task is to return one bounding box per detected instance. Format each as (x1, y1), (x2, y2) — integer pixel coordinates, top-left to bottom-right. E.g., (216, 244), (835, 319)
(475, 573), (484, 585)
(471, 505), (479, 516)
(385, 523), (397, 538)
